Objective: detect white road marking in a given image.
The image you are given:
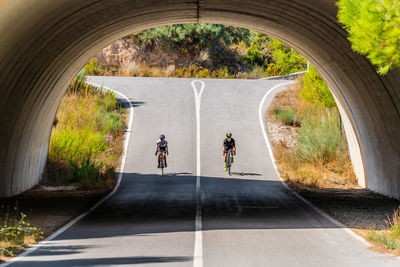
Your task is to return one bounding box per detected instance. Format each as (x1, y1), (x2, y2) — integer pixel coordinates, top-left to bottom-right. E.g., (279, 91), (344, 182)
(0, 83), (134, 267)
(258, 81), (372, 248)
(191, 80), (205, 267)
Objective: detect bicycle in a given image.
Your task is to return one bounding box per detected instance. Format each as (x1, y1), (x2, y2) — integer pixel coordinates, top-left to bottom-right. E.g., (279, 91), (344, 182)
(156, 151), (167, 176)
(225, 148), (235, 175)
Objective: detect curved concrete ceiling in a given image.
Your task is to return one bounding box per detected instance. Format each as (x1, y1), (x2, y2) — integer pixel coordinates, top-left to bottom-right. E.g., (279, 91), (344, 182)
(0, 0), (399, 197)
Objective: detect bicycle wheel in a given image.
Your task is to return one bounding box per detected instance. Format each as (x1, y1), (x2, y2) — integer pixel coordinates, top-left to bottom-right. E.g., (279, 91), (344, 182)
(227, 151), (232, 175)
(160, 154), (164, 176)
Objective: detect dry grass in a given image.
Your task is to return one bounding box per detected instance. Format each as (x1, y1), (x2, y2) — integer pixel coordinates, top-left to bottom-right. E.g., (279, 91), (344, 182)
(267, 82), (358, 189)
(366, 208), (400, 252)
(43, 89), (127, 190)
(273, 140), (357, 188)
(90, 59), (256, 79)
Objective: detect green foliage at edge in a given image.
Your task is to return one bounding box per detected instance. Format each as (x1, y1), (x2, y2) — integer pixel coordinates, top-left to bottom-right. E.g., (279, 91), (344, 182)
(243, 35), (307, 76)
(337, 0), (400, 75)
(300, 65), (336, 108)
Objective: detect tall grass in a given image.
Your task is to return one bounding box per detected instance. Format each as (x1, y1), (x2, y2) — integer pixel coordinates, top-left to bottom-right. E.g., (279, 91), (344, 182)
(247, 66), (266, 79)
(44, 72), (126, 188)
(368, 208), (400, 251)
(268, 84), (357, 188)
(297, 108), (343, 163)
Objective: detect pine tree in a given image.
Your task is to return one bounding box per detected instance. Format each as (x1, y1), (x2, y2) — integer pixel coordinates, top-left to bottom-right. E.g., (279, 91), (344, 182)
(337, 0), (400, 75)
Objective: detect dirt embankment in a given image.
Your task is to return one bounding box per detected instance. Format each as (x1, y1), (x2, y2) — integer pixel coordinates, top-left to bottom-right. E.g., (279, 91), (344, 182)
(93, 38), (249, 75)
(94, 38), (181, 69)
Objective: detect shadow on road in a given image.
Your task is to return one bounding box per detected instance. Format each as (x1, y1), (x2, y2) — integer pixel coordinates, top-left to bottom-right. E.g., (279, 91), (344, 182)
(230, 172), (261, 176)
(47, 172), (340, 240)
(11, 172), (343, 264)
(11, 256), (191, 266)
(117, 98), (146, 108)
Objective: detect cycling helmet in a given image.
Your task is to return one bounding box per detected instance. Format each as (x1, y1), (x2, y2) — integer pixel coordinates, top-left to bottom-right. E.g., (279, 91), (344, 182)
(160, 134), (165, 140)
(226, 133), (232, 138)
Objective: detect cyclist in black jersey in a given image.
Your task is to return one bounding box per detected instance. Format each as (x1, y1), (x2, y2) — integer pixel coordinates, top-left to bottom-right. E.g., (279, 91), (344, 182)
(223, 133), (236, 171)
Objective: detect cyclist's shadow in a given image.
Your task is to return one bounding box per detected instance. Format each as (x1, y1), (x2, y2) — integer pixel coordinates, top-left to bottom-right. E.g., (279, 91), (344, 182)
(230, 172), (262, 176)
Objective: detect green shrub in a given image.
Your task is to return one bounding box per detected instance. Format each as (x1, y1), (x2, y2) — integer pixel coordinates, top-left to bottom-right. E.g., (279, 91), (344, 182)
(248, 66), (266, 79)
(297, 108), (343, 162)
(68, 156), (101, 185)
(216, 67), (229, 78)
(50, 128), (108, 164)
(368, 208), (400, 251)
(274, 107), (295, 125)
(0, 205), (43, 257)
(131, 24), (251, 72)
(243, 35), (267, 67)
(300, 66), (336, 108)
(265, 39), (307, 76)
(96, 91), (117, 112)
(198, 68), (210, 78)
(67, 70), (102, 96)
(83, 58), (106, 76)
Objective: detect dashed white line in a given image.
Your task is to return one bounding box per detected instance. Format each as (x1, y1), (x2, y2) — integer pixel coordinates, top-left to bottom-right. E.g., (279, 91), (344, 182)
(191, 80), (205, 267)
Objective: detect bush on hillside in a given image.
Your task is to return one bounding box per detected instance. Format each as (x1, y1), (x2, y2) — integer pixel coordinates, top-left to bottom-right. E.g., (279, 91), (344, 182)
(300, 66), (336, 108)
(83, 58), (107, 76)
(131, 24), (251, 72)
(274, 107), (295, 125)
(265, 39), (307, 76)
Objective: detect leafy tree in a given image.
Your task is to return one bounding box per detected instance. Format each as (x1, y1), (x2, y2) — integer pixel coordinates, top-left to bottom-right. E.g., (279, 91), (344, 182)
(300, 65), (336, 108)
(243, 34), (270, 67)
(242, 33), (306, 76)
(265, 39), (307, 76)
(337, 0), (400, 75)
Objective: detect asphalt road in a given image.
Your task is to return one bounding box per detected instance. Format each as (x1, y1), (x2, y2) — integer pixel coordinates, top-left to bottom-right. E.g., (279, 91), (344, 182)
(6, 77), (399, 266)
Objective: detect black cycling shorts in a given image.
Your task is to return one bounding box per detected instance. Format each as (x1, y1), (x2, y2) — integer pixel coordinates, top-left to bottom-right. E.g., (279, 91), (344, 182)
(223, 147), (234, 153)
(157, 147), (167, 153)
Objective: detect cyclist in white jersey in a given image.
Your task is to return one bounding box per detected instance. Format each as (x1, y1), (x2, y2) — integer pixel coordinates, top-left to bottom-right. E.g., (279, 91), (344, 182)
(155, 134), (169, 168)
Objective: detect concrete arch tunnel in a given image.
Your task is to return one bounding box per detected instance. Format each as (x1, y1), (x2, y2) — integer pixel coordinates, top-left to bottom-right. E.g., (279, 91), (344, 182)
(0, 0), (399, 198)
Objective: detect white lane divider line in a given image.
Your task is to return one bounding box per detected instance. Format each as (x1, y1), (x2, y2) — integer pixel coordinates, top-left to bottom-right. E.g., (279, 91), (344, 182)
(191, 80), (205, 267)
(258, 81), (371, 247)
(1, 82), (134, 267)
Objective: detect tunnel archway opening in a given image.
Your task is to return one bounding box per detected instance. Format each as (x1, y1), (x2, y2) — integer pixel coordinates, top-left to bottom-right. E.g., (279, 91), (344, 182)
(0, 0), (399, 198)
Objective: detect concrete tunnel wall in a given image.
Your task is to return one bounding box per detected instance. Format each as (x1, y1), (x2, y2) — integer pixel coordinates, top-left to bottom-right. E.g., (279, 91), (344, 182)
(0, 0), (399, 198)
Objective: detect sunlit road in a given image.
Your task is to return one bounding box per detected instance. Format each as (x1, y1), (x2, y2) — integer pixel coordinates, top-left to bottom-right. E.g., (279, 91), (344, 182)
(6, 77), (398, 266)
